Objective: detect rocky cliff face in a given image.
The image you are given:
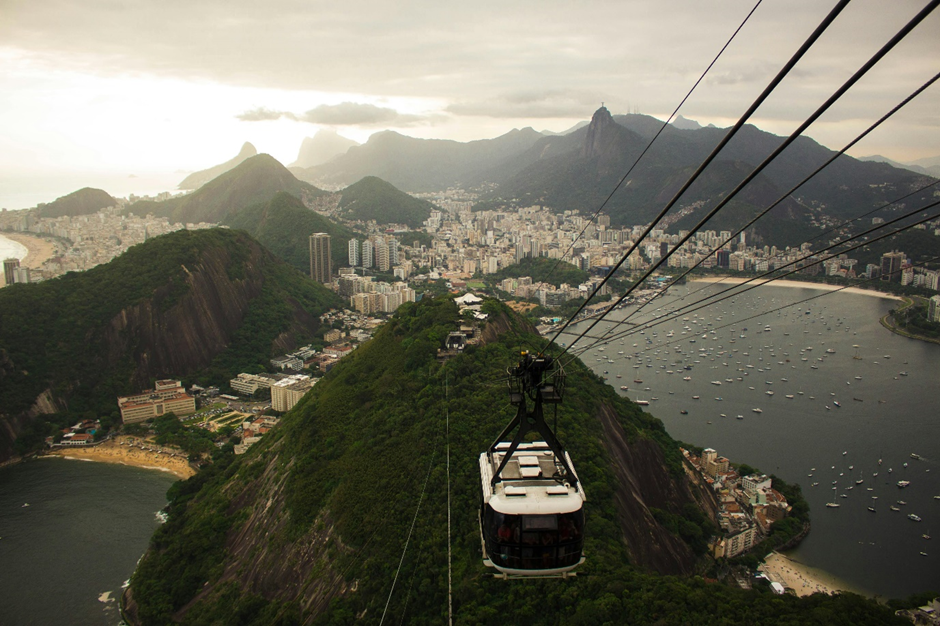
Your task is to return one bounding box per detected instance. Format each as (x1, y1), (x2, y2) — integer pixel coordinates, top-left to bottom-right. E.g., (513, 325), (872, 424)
(102, 244), (263, 389)
(581, 105), (617, 160)
(596, 402), (700, 574)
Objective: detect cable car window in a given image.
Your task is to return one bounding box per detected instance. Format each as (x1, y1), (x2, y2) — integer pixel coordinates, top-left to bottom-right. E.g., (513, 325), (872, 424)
(522, 515), (557, 531)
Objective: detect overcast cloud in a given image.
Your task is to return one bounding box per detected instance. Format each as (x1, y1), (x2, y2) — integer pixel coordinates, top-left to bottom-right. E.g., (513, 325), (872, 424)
(0, 0), (938, 206)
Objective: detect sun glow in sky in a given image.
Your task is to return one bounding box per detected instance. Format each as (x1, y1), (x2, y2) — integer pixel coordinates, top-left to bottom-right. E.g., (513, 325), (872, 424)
(1, 0), (938, 209)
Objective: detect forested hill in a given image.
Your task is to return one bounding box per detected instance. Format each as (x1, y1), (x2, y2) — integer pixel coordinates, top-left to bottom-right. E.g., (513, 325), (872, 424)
(0, 228), (341, 462)
(337, 176), (436, 227)
(35, 187), (116, 218)
(490, 256), (588, 288)
(224, 191), (358, 272)
(130, 154), (330, 224)
(127, 296), (900, 625)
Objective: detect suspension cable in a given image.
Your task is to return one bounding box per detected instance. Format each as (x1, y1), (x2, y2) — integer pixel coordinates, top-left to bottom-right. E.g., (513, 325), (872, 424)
(545, 0), (852, 356)
(590, 70), (940, 347)
(530, 0), (764, 296)
(565, 204), (940, 361)
(560, 0), (940, 361)
(380, 451), (437, 626)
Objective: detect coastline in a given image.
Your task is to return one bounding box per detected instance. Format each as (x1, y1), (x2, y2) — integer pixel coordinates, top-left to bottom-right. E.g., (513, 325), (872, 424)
(1, 231), (58, 269)
(691, 276), (903, 301)
(45, 436), (196, 479)
(759, 551), (865, 598)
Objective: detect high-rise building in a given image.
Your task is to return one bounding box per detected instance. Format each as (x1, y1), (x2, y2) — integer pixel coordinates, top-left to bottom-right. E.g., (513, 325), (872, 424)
(880, 251), (904, 282)
(309, 233), (332, 283)
(388, 238), (399, 265)
(375, 239), (390, 271)
(348, 238), (359, 267)
(361, 239), (374, 268)
(928, 295), (940, 323)
(3, 257), (20, 287)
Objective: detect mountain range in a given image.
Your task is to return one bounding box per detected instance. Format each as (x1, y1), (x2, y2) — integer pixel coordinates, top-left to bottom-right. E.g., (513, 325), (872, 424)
(132, 154), (330, 225)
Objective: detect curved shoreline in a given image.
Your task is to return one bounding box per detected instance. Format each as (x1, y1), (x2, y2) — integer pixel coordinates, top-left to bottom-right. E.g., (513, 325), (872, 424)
(691, 276), (903, 301)
(45, 436), (195, 479)
(0, 231), (58, 268)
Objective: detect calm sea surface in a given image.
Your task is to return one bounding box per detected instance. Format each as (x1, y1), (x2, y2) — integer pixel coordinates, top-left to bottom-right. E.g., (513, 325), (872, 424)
(571, 281), (940, 598)
(0, 458), (175, 625)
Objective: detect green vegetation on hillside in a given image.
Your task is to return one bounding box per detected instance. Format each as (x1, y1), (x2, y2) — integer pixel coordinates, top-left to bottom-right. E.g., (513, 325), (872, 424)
(36, 187), (116, 218)
(0, 229), (340, 427)
(130, 295), (905, 626)
(337, 176), (435, 228)
(130, 154), (329, 224)
(224, 191), (359, 273)
(489, 257), (589, 288)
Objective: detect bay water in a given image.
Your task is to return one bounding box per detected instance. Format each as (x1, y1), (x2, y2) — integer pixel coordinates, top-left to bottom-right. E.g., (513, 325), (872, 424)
(0, 458), (175, 625)
(571, 281), (940, 598)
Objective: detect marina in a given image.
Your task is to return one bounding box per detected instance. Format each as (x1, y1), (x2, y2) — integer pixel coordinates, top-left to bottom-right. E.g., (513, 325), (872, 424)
(570, 280), (940, 598)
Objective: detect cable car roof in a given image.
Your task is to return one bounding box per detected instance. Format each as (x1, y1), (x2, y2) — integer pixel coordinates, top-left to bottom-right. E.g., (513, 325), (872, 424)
(480, 442), (585, 515)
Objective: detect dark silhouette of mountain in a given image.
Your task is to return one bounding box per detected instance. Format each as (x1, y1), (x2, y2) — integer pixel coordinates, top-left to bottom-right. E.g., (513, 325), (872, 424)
(224, 191), (357, 272)
(337, 176), (436, 228)
(293, 127), (544, 191)
(485, 107), (935, 246)
(289, 130), (359, 169)
(671, 115), (702, 130)
(35, 187), (116, 218)
(177, 142), (258, 190)
(131, 154), (329, 224)
(0, 228), (341, 462)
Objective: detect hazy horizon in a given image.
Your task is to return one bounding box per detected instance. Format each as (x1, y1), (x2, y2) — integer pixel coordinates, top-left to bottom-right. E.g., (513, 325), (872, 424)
(2, 0), (938, 210)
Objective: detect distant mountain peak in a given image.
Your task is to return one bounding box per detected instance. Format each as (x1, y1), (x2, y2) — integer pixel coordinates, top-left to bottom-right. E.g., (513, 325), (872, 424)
(178, 142), (258, 190)
(290, 130), (359, 169)
(582, 106), (616, 158)
(671, 115), (702, 130)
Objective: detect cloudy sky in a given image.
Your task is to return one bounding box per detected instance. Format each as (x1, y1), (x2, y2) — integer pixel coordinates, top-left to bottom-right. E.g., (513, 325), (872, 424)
(1, 0), (938, 208)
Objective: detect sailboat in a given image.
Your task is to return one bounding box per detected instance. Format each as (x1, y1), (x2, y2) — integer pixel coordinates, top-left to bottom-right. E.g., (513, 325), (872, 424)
(826, 486), (840, 508)
(868, 497), (876, 513)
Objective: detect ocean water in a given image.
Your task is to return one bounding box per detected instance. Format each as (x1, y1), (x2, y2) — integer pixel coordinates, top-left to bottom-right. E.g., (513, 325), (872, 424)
(0, 458), (176, 625)
(571, 281), (940, 598)
(0, 171), (182, 211)
(0, 233), (28, 262)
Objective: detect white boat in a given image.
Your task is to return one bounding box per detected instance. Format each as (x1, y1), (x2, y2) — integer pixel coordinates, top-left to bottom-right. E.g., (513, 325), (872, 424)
(898, 480), (911, 488)
(752, 408), (763, 414)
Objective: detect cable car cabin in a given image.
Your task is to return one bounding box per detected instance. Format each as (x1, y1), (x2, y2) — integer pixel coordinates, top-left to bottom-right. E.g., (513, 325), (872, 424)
(479, 441), (586, 578)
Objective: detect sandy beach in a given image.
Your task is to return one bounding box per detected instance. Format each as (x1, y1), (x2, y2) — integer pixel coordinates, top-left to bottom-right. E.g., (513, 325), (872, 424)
(2, 231), (58, 268)
(48, 435), (196, 479)
(759, 552), (861, 597)
(691, 276), (902, 301)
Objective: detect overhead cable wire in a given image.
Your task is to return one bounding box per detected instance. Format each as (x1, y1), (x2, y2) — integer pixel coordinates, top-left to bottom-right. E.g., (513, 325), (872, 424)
(564, 202), (940, 362)
(531, 0), (764, 294)
(568, 200), (940, 357)
(620, 254), (939, 357)
(558, 0), (939, 361)
(591, 69), (940, 346)
(380, 450), (437, 626)
(544, 0), (852, 357)
(612, 175), (940, 340)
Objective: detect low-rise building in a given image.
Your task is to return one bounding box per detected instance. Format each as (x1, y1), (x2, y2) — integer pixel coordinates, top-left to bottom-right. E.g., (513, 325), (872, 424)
(118, 379), (196, 424)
